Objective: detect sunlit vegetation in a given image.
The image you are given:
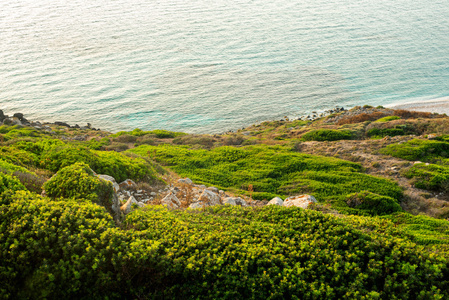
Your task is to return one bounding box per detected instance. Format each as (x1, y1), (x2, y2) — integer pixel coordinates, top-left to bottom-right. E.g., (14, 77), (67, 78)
(1, 106), (449, 298)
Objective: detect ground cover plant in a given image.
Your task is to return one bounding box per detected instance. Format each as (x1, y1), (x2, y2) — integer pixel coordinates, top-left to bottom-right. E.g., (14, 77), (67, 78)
(301, 129), (353, 141)
(130, 144), (403, 213)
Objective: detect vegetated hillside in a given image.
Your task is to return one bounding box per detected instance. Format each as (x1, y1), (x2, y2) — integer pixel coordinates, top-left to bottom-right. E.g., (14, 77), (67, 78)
(1, 106), (449, 299)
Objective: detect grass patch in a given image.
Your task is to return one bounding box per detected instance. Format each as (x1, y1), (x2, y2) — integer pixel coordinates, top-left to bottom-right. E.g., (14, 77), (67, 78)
(130, 144), (402, 210)
(301, 129), (352, 141)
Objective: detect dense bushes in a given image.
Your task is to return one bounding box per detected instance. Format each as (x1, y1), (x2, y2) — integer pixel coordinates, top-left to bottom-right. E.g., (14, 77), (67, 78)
(346, 191), (402, 215)
(1, 194), (448, 299)
(5, 139), (157, 182)
(302, 129), (352, 141)
(0, 172), (26, 195)
(44, 162), (113, 210)
(0, 191), (161, 299)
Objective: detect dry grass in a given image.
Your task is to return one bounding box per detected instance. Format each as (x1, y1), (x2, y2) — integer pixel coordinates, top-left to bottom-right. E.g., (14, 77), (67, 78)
(337, 112), (387, 125)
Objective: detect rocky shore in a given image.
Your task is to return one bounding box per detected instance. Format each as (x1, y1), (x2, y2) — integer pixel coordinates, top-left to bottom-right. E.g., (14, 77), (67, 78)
(0, 109), (100, 131)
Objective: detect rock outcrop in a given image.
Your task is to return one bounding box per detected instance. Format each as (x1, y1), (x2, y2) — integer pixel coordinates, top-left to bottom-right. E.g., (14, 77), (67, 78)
(161, 192), (181, 209)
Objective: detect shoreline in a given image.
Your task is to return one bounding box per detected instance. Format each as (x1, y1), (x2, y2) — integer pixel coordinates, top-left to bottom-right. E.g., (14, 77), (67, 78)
(2, 98), (449, 134)
(386, 97), (449, 115)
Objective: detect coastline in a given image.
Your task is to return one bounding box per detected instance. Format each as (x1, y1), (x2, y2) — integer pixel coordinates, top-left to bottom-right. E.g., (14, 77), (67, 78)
(386, 97), (449, 115)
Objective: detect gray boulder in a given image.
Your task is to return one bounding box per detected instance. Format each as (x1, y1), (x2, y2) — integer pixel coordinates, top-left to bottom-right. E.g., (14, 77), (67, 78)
(97, 174), (120, 193)
(178, 178), (193, 185)
(189, 202), (205, 209)
(161, 192), (181, 209)
(223, 197), (247, 206)
(267, 197), (284, 206)
(198, 189), (222, 206)
(206, 186), (219, 194)
(119, 179), (137, 190)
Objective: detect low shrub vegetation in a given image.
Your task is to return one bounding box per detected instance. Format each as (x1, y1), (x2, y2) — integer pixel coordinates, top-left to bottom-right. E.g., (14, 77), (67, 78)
(1, 194), (448, 299)
(130, 144), (402, 211)
(302, 129), (352, 141)
(43, 162), (113, 210)
(346, 191), (402, 215)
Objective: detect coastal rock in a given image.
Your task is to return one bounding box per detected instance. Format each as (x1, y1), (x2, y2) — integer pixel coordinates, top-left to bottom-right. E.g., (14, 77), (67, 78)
(119, 179), (137, 190)
(55, 121), (71, 128)
(283, 195), (317, 209)
(2, 118), (14, 125)
(97, 174), (120, 193)
(161, 192), (181, 209)
(13, 113), (25, 121)
(120, 196), (144, 215)
(223, 197), (247, 206)
(198, 189), (222, 206)
(189, 202), (205, 209)
(178, 178), (193, 185)
(0, 110), (5, 123)
(267, 197), (284, 206)
(11, 117), (22, 126)
(223, 197), (237, 205)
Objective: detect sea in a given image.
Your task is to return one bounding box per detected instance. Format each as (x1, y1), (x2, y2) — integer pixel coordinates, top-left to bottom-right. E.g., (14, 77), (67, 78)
(1, 0), (449, 133)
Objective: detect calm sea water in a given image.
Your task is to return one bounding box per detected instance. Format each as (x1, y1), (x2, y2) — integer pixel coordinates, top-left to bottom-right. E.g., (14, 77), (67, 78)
(1, 0), (449, 133)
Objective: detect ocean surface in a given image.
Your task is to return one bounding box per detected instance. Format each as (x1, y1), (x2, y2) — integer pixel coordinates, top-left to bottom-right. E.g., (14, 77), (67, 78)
(1, 0), (449, 133)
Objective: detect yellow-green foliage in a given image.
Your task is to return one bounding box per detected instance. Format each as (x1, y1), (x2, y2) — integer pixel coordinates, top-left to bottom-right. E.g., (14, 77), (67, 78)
(404, 163), (449, 191)
(0, 158), (33, 175)
(0, 146), (39, 167)
(9, 139), (156, 182)
(0, 125), (43, 140)
(302, 129), (352, 141)
(1, 194), (448, 299)
(92, 150), (154, 182)
(111, 128), (186, 139)
(0, 191), (160, 299)
(130, 144), (402, 209)
(346, 191), (402, 216)
(380, 138), (449, 161)
(43, 162), (113, 210)
(0, 173), (26, 195)
(374, 116), (401, 122)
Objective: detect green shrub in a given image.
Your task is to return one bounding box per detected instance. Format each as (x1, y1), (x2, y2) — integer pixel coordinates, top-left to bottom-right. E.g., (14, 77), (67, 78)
(346, 191), (402, 215)
(0, 173), (26, 195)
(43, 162), (113, 210)
(0, 125), (43, 141)
(87, 137), (110, 150)
(404, 163), (449, 191)
(302, 129), (352, 141)
(0, 191), (161, 299)
(367, 127), (406, 138)
(40, 145), (97, 172)
(10, 139), (156, 182)
(380, 139), (449, 161)
(374, 116), (401, 123)
(0, 146), (39, 167)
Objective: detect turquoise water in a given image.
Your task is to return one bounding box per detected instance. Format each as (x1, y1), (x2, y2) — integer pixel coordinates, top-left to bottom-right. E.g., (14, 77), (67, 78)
(1, 0), (449, 133)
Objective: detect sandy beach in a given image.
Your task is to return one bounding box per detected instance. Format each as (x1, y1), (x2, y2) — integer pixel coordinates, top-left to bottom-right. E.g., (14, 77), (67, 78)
(388, 98), (449, 115)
